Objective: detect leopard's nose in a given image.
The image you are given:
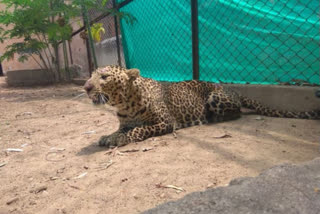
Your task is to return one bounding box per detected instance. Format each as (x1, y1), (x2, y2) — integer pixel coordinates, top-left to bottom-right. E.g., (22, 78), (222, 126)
(84, 80), (94, 93)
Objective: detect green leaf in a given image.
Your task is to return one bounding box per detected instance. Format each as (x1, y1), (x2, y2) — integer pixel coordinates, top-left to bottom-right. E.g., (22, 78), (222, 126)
(18, 55), (29, 63)
(102, 0), (110, 6)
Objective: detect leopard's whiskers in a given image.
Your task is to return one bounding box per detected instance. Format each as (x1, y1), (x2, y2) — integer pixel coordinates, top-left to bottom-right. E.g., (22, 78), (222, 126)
(70, 92), (86, 100)
(98, 94), (103, 104)
(102, 95), (107, 104)
(98, 93), (107, 104)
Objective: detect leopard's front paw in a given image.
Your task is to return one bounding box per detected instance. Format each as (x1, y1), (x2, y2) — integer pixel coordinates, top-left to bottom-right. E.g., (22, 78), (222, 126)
(97, 133), (128, 148)
(98, 135), (115, 147)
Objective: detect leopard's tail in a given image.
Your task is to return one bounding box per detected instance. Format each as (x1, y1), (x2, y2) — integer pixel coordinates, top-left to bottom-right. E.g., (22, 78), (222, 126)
(240, 96), (320, 119)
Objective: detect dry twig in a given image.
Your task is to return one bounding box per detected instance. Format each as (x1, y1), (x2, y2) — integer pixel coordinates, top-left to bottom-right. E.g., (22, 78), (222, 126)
(73, 172), (87, 179)
(0, 162), (7, 167)
(142, 148), (153, 152)
(6, 148), (23, 152)
(30, 186), (47, 194)
(120, 149), (140, 153)
(95, 160), (114, 171)
(213, 134), (232, 139)
(156, 183), (185, 192)
(6, 197), (19, 205)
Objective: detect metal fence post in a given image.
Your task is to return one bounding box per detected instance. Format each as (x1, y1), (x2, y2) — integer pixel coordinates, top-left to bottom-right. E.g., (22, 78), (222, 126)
(0, 63), (3, 76)
(81, 0), (98, 70)
(113, 0), (122, 67)
(191, 0), (199, 80)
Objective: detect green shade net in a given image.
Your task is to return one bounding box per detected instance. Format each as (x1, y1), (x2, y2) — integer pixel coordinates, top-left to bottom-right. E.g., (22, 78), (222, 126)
(119, 0), (319, 84)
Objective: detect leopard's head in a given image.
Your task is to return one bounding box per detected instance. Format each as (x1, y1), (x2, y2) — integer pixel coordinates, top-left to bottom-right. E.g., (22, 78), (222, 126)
(84, 65), (140, 106)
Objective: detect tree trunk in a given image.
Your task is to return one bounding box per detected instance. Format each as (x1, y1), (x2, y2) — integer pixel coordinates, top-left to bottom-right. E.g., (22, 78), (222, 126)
(0, 63), (3, 76)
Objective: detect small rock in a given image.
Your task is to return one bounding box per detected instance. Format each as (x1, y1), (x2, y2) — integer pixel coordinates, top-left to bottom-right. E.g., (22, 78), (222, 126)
(121, 178), (128, 183)
(9, 208), (18, 212)
(206, 183), (215, 189)
(57, 167), (65, 174)
(29, 201), (37, 205)
(50, 176), (60, 180)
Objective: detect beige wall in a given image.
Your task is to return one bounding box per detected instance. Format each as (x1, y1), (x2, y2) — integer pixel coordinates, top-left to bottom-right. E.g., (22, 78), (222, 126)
(0, 40), (42, 72)
(0, 3), (89, 76)
(59, 33), (90, 77)
(0, 3), (40, 72)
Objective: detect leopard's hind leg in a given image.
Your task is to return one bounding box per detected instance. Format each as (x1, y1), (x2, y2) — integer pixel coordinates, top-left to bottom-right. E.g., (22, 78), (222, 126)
(205, 90), (241, 122)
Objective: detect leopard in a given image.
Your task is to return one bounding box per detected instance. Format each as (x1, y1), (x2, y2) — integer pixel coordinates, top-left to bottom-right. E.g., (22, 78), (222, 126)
(84, 65), (320, 148)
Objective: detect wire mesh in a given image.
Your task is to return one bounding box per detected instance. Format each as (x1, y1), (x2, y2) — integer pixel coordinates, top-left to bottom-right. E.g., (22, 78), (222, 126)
(119, 1), (193, 81)
(198, 0), (319, 85)
(87, 0), (125, 67)
(85, 0), (319, 85)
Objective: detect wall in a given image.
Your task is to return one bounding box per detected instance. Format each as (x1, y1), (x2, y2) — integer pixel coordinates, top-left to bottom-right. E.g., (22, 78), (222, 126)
(58, 32), (90, 78)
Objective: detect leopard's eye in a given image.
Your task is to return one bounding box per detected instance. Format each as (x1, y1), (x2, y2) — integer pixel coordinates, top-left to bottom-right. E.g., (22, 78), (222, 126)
(101, 75), (109, 80)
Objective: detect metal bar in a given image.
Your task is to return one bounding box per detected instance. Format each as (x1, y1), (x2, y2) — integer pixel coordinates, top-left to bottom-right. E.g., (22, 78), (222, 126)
(81, 1), (98, 69)
(67, 40), (74, 65)
(0, 63), (3, 76)
(86, 39), (93, 76)
(191, 0), (199, 80)
(62, 40), (71, 80)
(118, 0), (134, 8)
(82, 16), (93, 76)
(53, 44), (61, 81)
(113, 0), (122, 67)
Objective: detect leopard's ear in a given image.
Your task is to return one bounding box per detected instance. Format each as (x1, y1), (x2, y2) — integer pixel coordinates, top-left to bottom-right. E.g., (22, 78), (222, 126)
(125, 68), (140, 80)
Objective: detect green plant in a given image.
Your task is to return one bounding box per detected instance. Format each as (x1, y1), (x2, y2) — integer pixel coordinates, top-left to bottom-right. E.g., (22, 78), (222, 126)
(0, 0), (135, 81)
(91, 23), (106, 43)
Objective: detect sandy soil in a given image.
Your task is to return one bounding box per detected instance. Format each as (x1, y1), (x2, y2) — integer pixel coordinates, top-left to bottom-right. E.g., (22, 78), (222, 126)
(0, 76), (319, 214)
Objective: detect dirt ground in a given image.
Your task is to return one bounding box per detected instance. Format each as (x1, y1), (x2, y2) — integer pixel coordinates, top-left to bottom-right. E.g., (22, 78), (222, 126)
(0, 76), (319, 214)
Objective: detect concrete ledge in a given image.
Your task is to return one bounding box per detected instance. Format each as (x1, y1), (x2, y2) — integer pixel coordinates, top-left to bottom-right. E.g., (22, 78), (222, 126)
(72, 78), (87, 86)
(143, 158), (320, 214)
(225, 84), (320, 112)
(6, 69), (55, 87)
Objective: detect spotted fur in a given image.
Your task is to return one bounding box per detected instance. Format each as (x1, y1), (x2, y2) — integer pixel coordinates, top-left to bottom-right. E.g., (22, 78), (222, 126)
(84, 65), (320, 148)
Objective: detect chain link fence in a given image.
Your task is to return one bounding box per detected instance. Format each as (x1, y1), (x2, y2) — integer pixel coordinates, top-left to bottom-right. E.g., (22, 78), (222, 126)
(120, 1), (192, 81)
(87, 0), (125, 68)
(83, 0), (319, 85)
(198, 0), (319, 85)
